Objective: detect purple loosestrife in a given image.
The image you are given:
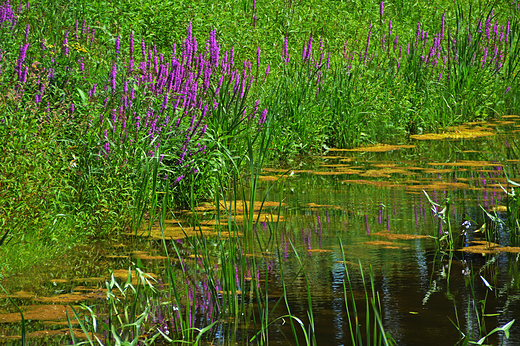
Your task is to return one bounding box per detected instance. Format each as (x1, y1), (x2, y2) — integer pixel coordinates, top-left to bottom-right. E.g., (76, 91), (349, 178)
(485, 12), (492, 39)
(63, 30), (69, 56)
(441, 13), (445, 39)
(388, 20), (391, 37)
(89, 83), (97, 97)
(111, 62), (117, 93)
(251, 99), (259, 120)
(258, 108), (267, 127)
(81, 20), (85, 36)
(256, 46), (261, 70)
(416, 22), (421, 45)
(326, 51), (330, 70)
(141, 39), (146, 61)
(24, 24), (29, 42)
(115, 35), (120, 56)
(364, 24), (372, 63)
(16, 43), (28, 81)
(230, 47), (234, 71)
(303, 33), (313, 62)
(283, 36), (290, 63)
(380, 1), (383, 21)
(103, 129), (110, 157)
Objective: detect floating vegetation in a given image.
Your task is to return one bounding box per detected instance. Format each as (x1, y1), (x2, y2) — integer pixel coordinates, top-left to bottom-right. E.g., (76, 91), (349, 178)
(371, 231), (430, 240)
(427, 160), (502, 167)
(0, 305), (75, 323)
(328, 144), (416, 152)
(410, 125), (495, 140)
(406, 182), (470, 191)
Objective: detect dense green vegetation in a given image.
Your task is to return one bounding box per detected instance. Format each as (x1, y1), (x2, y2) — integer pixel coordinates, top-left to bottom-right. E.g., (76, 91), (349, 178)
(0, 1), (519, 343)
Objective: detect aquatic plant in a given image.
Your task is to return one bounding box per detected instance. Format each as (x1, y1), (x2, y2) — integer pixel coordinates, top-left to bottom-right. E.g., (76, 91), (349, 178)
(339, 240), (396, 346)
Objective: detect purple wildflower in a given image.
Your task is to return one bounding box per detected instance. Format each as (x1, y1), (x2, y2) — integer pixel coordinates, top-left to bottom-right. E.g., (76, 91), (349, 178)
(258, 108), (267, 127)
(257, 46), (261, 69)
(364, 24), (372, 63)
(115, 35), (120, 56)
(63, 30), (69, 56)
(111, 62), (117, 93)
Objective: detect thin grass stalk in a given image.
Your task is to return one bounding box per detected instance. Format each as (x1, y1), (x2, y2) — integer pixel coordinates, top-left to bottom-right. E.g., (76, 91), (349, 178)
(288, 239), (316, 345)
(339, 239), (362, 345)
(276, 250), (301, 346)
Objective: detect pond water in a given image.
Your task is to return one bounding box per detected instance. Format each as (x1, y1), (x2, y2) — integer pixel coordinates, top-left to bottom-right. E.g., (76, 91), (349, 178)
(1, 117), (520, 345)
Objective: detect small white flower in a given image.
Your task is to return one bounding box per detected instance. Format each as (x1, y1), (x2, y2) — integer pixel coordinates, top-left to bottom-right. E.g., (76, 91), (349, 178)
(70, 154), (78, 168)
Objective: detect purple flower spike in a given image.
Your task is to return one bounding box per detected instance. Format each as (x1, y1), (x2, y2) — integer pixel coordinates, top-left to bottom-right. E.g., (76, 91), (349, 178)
(130, 31), (134, 56)
(63, 30), (69, 56)
(111, 62), (117, 93)
(258, 108), (267, 127)
(364, 24), (372, 63)
(380, 1), (383, 21)
(115, 35), (120, 56)
(256, 46), (261, 69)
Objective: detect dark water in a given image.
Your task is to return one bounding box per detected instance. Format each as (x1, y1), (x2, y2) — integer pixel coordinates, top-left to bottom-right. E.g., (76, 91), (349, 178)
(1, 119), (520, 345)
(251, 119), (520, 345)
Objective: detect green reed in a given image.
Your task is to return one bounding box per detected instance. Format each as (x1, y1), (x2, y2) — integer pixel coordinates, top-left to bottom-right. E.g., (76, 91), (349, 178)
(451, 268), (515, 345)
(339, 239), (396, 346)
(423, 190), (456, 249)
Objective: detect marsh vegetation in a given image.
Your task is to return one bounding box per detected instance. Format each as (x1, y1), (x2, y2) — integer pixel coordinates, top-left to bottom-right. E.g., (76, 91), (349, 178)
(1, 0), (520, 344)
